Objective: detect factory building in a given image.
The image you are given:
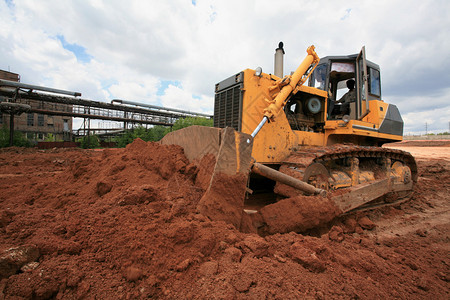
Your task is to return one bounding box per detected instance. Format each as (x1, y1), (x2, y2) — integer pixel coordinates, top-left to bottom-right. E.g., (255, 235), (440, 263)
(0, 70), (73, 141)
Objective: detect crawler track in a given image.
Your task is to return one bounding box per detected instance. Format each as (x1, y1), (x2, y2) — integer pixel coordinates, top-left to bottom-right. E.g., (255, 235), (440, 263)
(275, 144), (417, 212)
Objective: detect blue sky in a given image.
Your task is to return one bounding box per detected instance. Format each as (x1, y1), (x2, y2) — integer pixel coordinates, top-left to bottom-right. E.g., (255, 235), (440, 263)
(56, 35), (92, 63)
(1, 0), (449, 134)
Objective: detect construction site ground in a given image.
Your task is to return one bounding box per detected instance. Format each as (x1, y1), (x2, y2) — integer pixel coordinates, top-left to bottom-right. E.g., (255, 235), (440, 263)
(0, 139), (448, 299)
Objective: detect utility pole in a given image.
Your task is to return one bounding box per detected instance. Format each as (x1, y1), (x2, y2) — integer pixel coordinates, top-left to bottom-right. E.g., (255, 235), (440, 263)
(425, 122), (428, 135)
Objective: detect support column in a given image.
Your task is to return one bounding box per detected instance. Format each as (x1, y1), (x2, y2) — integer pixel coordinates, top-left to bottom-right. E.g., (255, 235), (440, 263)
(9, 113), (14, 147)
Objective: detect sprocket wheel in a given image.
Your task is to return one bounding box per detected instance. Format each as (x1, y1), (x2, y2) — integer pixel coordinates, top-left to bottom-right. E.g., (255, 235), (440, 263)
(303, 163), (331, 191)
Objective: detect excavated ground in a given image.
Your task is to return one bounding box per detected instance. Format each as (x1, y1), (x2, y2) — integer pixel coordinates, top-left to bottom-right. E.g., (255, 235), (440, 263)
(0, 139), (449, 299)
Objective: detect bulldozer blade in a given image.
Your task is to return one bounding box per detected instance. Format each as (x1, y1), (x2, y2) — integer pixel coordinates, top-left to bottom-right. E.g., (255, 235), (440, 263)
(197, 127), (253, 229)
(160, 125), (222, 161)
(161, 126), (254, 229)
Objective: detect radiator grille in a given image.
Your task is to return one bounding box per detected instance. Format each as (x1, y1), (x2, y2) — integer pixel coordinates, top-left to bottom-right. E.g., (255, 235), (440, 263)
(213, 84), (242, 131)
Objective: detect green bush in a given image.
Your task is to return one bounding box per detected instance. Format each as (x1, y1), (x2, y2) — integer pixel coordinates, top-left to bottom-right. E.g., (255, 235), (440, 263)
(115, 125), (170, 148)
(115, 117), (213, 148)
(148, 125), (170, 141)
(0, 126), (32, 148)
(171, 117), (213, 131)
(44, 133), (55, 142)
(80, 135), (100, 149)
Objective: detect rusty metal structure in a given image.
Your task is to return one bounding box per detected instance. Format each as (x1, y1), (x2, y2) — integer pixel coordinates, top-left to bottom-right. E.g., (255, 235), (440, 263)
(0, 78), (212, 145)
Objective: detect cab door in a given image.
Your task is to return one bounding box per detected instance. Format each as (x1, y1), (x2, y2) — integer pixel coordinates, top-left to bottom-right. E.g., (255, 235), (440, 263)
(356, 46), (369, 119)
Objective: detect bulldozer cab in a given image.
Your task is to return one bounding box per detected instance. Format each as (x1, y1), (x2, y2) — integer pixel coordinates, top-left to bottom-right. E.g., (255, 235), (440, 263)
(309, 47), (382, 121)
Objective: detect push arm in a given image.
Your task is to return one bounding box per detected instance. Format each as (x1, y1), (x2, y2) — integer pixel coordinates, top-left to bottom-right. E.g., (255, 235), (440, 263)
(251, 46), (319, 138)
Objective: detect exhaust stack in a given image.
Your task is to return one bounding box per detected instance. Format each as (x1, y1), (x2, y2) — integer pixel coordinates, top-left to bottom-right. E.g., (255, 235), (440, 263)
(274, 41), (285, 78)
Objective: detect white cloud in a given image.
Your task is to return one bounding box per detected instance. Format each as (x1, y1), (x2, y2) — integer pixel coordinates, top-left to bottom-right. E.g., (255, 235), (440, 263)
(108, 76), (160, 103)
(403, 106), (450, 135)
(160, 84), (213, 115)
(1, 0), (449, 133)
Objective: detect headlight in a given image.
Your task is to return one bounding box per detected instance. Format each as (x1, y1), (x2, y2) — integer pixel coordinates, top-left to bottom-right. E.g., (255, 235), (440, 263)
(306, 97), (321, 114)
(255, 67), (262, 77)
(342, 114), (351, 123)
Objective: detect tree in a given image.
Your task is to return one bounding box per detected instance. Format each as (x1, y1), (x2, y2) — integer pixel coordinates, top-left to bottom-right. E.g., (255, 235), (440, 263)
(115, 117), (213, 148)
(80, 135), (100, 149)
(44, 133), (55, 142)
(0, 126), (31, 148)
(171, 117), (213, 131)
(115, 125), (170, 147)
(148, 125), (170, 141)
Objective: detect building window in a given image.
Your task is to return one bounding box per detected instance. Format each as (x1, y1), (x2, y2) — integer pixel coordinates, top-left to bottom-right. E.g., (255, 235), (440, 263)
(37, 114), (44, 126)
(63, 119), (69, 132)
(47, 117), (54, 127)
(27, 113), (34, 126)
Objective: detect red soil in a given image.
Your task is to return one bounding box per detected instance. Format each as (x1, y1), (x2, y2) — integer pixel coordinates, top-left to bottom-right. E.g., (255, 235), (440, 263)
(258, 195), (342, 235)
(0, 140), (448, 299)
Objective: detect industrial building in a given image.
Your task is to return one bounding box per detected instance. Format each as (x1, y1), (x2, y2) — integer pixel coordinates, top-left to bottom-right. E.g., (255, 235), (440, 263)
(0, 70), (73, 141)
(0, 70), (212, 147)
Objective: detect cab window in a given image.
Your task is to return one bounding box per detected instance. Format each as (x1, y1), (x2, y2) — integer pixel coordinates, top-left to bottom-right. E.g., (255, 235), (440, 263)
(331, 62), (355, 73)
(335, 78), (355, 99)
(310, 64), (327, 90)
(369, 67), (381, 96)
(329, 62), (355, 101)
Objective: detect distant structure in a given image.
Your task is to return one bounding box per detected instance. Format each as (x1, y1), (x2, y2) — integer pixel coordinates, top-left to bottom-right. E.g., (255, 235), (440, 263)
(0, 70), (73, 142)
(0, 70), (213, 146)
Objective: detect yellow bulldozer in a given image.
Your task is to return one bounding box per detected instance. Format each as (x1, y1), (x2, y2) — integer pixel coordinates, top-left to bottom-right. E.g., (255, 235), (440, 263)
(161, 43), (417, 235)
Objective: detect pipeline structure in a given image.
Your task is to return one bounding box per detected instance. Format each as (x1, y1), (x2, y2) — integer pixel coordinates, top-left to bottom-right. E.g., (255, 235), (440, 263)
(0, 79), (212, 145)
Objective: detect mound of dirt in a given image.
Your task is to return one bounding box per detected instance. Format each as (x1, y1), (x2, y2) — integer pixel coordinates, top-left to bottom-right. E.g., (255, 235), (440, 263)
(0, 140), (449, 299)
(258, 195), (342, 235)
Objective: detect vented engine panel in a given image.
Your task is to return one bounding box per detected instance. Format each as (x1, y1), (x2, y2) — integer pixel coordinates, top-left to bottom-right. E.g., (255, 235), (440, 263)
(214, 72), (244, 131)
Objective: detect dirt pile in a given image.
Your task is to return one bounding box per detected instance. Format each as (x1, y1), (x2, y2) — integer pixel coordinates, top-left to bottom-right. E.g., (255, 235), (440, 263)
(0, 140), (449, 299)
(258, 195), (342, 235)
